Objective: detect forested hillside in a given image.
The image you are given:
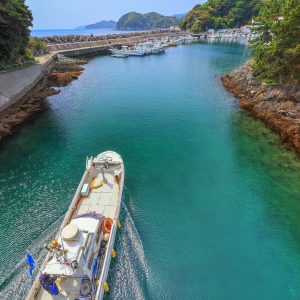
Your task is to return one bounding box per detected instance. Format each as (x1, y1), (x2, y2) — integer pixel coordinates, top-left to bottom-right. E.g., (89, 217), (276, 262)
(251, 0), (300, 83)
(85, 20), (116, 29)
(0, 0), (32, 63)
(116, 12), (179, 30)
(181, 0), (262, 32)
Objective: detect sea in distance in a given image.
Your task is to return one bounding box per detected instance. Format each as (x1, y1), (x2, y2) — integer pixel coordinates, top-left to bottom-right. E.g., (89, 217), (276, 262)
(0, 39), (300, 299)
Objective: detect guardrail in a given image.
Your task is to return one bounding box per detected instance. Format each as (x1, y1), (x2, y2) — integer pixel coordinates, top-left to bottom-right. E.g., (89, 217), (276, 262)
(0, 61), (35, 73)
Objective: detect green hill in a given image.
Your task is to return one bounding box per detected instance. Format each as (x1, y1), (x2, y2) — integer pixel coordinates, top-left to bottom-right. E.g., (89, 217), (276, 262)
(181, 0), (262, 33)
(116, 12), (179, 30)
(85, 20), (116, 29)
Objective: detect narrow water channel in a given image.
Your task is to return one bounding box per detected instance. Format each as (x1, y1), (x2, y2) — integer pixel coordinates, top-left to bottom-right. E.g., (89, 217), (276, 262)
(1, 41), (300, 299)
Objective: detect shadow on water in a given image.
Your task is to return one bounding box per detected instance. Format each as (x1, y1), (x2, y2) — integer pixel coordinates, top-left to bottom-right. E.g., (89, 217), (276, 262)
(229, 110), (300, 263)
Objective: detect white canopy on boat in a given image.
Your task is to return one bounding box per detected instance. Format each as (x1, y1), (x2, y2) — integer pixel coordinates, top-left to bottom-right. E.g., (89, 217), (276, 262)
(43, 218), (99, 276)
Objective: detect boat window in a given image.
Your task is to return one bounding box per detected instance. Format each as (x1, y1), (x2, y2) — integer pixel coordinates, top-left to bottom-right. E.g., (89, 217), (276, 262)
(83, 233), (94, 259)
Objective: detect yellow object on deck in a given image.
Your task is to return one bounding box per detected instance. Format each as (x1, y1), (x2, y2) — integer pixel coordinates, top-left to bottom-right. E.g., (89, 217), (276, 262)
(111, 248), (116, 258)
(91, 177), (104, 189)
(117, 219), (122, 228)
(49, 239), (59, 249)
(104, 282), (109, 293)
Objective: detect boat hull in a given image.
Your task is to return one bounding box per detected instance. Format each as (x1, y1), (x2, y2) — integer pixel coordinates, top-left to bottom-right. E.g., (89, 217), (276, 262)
(26, 151), (125, 300)
(110, 49), (145, 56)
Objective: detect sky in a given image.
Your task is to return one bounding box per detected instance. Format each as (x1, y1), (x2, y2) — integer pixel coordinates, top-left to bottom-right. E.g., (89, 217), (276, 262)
(26, 0), (201, 30)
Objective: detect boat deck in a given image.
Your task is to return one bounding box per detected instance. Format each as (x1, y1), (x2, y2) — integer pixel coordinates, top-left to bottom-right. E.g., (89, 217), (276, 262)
(76, 171), (121, 219)
(34, 164), (122, 300)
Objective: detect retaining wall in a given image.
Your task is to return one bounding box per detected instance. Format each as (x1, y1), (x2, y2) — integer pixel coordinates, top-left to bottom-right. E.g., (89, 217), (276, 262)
(0, 56), (55, 112)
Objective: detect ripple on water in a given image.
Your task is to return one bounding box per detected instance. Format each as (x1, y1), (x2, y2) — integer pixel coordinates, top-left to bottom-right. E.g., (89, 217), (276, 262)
(1, 43), (300, 299)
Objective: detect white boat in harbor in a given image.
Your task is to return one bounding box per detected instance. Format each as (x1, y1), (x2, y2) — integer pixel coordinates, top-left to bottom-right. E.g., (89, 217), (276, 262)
(111, 54), (129, 58)
(137, 42), (165, 55)
(26, 151), (124, 300)
(110, 45), (145, 56)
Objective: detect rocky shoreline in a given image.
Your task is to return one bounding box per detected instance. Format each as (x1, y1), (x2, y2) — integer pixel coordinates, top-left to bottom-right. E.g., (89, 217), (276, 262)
(222, 62), (300, 154)
(0, 55), (87, 144)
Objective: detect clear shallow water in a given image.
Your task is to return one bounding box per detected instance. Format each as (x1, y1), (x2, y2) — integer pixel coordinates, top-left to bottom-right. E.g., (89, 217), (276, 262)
(1, 42), (300, 299)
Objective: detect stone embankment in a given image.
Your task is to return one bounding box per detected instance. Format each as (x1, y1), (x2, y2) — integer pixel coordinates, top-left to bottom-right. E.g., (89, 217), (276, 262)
(42, 29), (185, 53)
(0, 57), (55, 112)
(0, 55), (87, 143)
(222, 62), (300, 153)
(39, 29), (180, 44)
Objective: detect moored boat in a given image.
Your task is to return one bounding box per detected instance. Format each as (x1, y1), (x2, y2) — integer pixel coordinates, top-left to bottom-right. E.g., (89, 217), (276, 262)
(137, 42), (166, 55)
(167, 41), (177, 47)
(111, 54), (129, 58)
(26, 151), (124, 300)
(110, 45), (145, 56)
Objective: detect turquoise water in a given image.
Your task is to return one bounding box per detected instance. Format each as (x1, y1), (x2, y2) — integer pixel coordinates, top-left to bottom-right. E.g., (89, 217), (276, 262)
(1, 42), (300, 299)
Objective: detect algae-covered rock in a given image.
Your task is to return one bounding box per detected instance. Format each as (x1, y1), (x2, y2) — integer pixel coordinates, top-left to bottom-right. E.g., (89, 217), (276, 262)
(222, 62), (300, 154)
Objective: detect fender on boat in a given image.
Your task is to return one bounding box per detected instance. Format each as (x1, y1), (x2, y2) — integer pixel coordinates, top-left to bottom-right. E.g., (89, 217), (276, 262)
(102, 218), (113, 234)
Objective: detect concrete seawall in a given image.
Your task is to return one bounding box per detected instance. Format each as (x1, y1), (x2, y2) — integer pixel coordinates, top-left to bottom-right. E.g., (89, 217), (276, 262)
(0, 56), (55, 112)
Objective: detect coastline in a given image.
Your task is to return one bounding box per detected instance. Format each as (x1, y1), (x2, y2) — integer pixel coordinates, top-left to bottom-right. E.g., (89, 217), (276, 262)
(0, 56), (87, 144)
(222, 62), (300, 154)
(0, 29), (186, 145)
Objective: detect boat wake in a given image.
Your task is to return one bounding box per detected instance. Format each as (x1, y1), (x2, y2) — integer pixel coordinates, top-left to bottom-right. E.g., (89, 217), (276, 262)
(0, 216), (63, 300)
(108, 196), (149, 300)
(0, 190), (148, 300)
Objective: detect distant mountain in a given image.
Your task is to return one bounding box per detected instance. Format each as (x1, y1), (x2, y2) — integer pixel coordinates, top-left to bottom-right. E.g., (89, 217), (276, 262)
(116, 12), (179, 30)
(74, 25), (86, 30)
(172, 13), (187, 19)
(85, 20), (117, 29)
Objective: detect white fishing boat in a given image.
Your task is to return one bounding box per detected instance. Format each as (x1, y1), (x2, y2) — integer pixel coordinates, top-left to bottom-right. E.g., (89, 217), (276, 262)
(137, 42), (165, 55)
(111, 54), (129, 58)
(26, 151), (124, 300)
(110, 45), (145, 56)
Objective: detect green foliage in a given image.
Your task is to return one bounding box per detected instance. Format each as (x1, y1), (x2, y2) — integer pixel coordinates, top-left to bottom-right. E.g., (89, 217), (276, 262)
(116, 12), (179, 30)
(251, 0), (300, 83)
(28, 37), (48, 56)
(181, 0), (263, 33)
(0, 0), (33, 63)
(24, 48), (34, 61)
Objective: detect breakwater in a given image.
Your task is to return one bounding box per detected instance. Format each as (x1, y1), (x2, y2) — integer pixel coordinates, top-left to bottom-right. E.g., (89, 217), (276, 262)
(0, 57), (55, 112)
(222, 62), (300, 154)
(0, 29), (187, 143)
(40, 29), (182, 44)
(42, 29), (186, 53)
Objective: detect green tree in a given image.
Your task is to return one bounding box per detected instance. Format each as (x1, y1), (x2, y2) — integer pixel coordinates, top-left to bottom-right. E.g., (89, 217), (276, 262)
(252, 0), (300, 83)
(116, 12), (179, 30)
(181, 0), (263, 33)
(0, 0), (33, 63)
